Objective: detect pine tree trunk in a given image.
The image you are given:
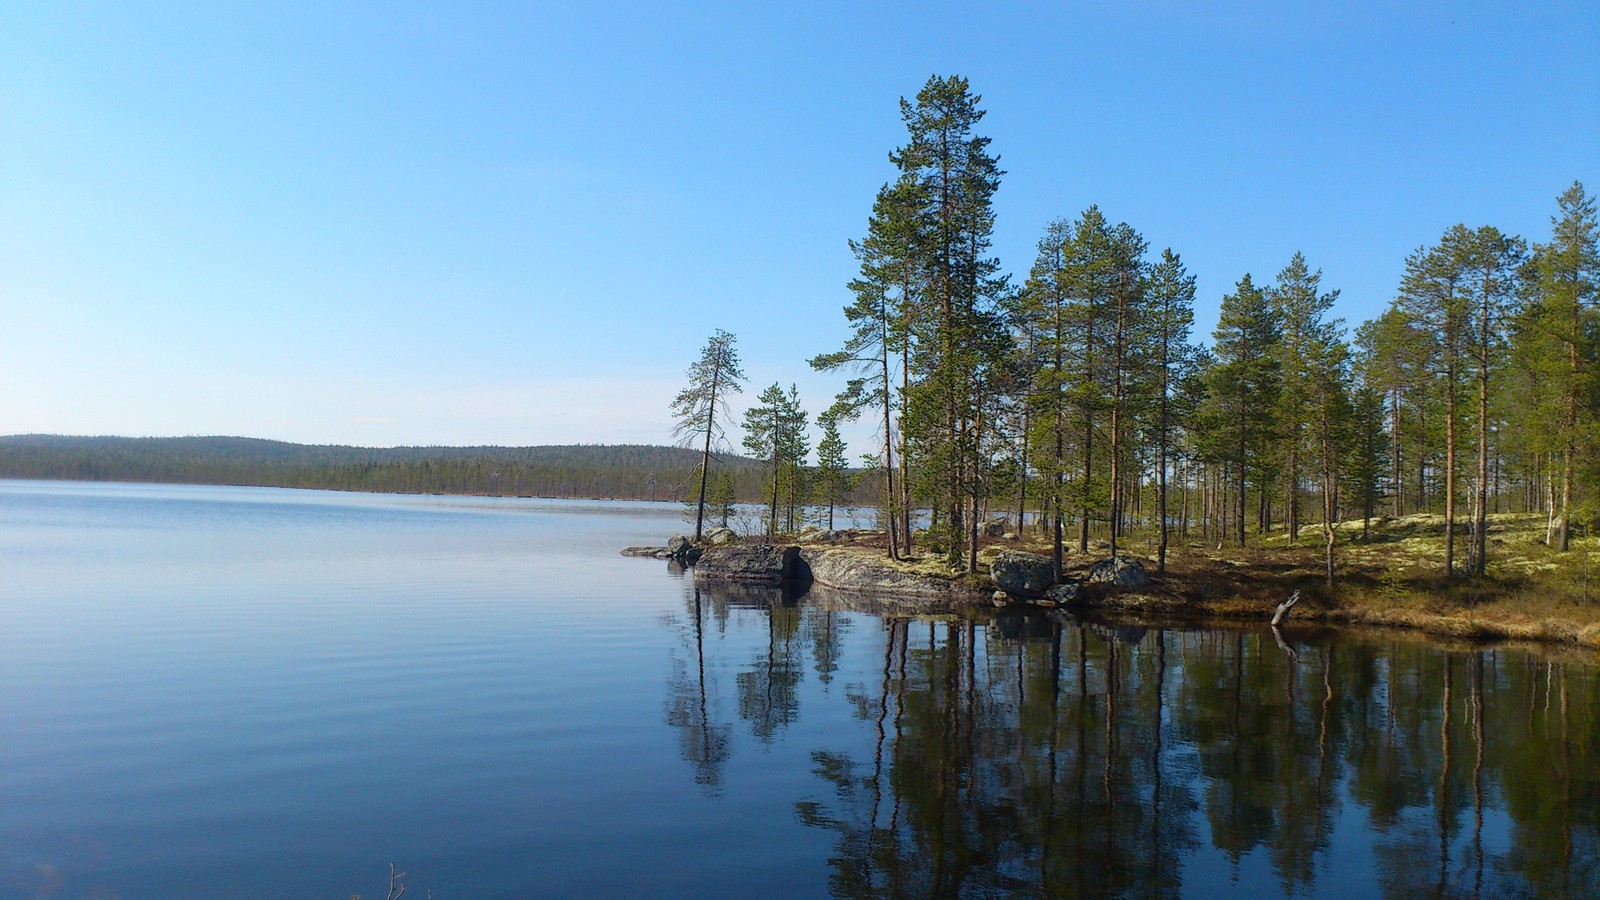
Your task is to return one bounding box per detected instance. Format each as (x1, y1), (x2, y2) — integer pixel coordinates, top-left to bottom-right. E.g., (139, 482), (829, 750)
(1157, 398), (1169, 574)
(1475, 331), (1490, 578)
(900, 344), (913, 557)
(1559, 311), (1578, 551)
(1110, 287), (1126, 559)
(693, 369), (720, 542)
(1237, 412), (1248, 548)
(1054, 319), (1066, 580)
(1288, 441), (1300, 544)
(1080, 315), (1095, 555)
(968, 390), (982, 575)
(768, 417), (780, 538)
(882, 340), (899, 560)
(1445, 356), (1458, 578)
(1323, 418), (1336, 586)
(1391, 388), (1403, 518)
(1110, 395), (1122, 559)
(1017, 402), (1028, 541)
(1180, 454), (1190, 539)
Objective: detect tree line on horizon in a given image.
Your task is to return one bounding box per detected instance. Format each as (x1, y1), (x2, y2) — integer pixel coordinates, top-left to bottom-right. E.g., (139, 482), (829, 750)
(677, 74), (1598, 586)
(0, 434), (892, 506)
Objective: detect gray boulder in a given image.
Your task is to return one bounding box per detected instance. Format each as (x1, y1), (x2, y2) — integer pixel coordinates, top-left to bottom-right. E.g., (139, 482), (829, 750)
(704, 526), (736, 545)
(695, 544), (809, 584)
(800, 549), (985, 599)
(1086, 556), (1151, 589)
(1044, 581), (1083, 605)
(990, 550), (1055, 598)
(667, 534), (692, 557)
(981, 519), (1009, 538)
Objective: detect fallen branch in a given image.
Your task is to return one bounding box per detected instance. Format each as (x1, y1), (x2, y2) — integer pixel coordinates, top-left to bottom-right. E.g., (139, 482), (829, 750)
(1270, 589), (1301, 627)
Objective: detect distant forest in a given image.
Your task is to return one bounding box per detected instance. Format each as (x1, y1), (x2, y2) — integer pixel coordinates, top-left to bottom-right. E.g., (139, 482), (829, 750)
(0, 435), (879, 505)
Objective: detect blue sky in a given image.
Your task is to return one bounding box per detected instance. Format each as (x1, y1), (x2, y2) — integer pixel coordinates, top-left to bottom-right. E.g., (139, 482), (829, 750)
(2, 2), (1595, 449)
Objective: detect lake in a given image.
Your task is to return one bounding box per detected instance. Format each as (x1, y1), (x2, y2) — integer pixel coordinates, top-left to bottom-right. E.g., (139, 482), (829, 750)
(1, 480), (1595, 898)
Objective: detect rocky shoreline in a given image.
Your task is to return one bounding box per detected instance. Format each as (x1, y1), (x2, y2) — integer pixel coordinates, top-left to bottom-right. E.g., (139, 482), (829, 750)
(621, 536), (1144, 608)
(621, 534), (1600, 651)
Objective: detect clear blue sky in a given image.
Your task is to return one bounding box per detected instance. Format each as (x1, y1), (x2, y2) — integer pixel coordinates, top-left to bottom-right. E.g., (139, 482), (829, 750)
(3, 2), (1595, 449)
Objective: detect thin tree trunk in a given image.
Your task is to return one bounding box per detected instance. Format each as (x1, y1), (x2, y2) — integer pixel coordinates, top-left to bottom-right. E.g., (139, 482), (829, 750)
(882, 335), (900, 561)
(1474, 278), (1491, 578)
(1110, 278), (1127, 559)
(1289, 440), (1300, 543)
(1547, 455), (1559, 545)
(1156, 319), (1170, 570)
(1445, 354), (1458, 578)
(899, 339), (913, 558)
(1080, 314), (1095, 555)
(968, 390), (983, 575)
(1323, 409), (1336, 585)
(1475, 363), (1488, 577)
(1558, 300), (1579, 551)
(1017, 401), (1029, 541)
(693, 368), (721, 542)
(1237, 403), (1248, 547)
(1391, 387), (1403, 518)
(1054, 306), (1066, 580)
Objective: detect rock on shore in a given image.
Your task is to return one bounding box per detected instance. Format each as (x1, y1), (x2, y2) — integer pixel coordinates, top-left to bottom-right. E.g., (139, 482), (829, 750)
(801, 549), (986, 599)
(694, 544), (809, 584)
(989, 550), (1055, 598)
(1087, 556), (1152, 589)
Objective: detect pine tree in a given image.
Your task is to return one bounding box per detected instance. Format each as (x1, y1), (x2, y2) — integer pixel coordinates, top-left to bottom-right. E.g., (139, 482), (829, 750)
(1103, 222), (1149, 559)
(1201, 274), (1282, 546)
(814, 409), (852, 530)
(1018, 218), (1074, 577)
(1147, 248), (1197, 572)
(1057, 207), (1119, 554)
(1527, 182), (1599, 551)
(891, 74), (1007, 570)
(811, 179), (923, 559)
(742, 383), (809, 537)
(670, 330), (746, 542)
(1306, 329), (1353, 584)
(1270, 252), (1340, 544)
(707, 468), (737, 530)
(1346, 333), (1391, 541)
(780, 385), (812, 534)
(1398, 227), (1474, 576)
(1462, 226), (1525, 576)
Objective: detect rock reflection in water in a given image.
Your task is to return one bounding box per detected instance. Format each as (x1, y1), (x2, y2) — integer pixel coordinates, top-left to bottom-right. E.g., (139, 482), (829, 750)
(666, 588), (1599, 897)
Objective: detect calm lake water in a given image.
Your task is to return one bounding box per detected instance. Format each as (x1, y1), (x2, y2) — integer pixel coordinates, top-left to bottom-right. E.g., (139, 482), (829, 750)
(1, 480), (1596, 898)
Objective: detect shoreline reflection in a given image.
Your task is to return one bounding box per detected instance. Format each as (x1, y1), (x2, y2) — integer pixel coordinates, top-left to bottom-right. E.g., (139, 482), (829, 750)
(671, 584), (1598, 897)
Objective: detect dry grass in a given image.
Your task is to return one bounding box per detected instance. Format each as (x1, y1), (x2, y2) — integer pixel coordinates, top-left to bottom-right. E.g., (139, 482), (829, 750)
(1121, 513), (1600, 648)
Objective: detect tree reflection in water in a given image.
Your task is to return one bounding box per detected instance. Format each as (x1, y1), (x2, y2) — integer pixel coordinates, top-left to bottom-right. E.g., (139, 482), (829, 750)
(667, 585), (1599, 896)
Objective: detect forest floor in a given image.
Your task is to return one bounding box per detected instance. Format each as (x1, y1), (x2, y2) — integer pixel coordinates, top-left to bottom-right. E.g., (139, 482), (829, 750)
(794, 512), (1600, 649)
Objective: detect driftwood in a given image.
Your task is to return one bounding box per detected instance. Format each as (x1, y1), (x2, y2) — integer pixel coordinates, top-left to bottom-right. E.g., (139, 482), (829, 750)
(1270, 589), (1301, 627)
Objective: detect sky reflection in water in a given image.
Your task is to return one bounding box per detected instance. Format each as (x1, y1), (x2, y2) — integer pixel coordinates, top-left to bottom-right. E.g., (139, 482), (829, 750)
(0, 481), (1594, 897)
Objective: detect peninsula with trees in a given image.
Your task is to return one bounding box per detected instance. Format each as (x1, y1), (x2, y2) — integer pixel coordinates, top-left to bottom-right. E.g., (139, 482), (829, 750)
(673, 75), (1600, 649)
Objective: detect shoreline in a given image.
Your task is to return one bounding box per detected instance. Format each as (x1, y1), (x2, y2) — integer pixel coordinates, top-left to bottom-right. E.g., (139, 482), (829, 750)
(642, 524), (1600, 652)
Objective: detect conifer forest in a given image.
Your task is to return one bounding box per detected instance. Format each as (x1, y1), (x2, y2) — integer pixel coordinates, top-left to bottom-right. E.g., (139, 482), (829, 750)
(702, 75), (1597, 585)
